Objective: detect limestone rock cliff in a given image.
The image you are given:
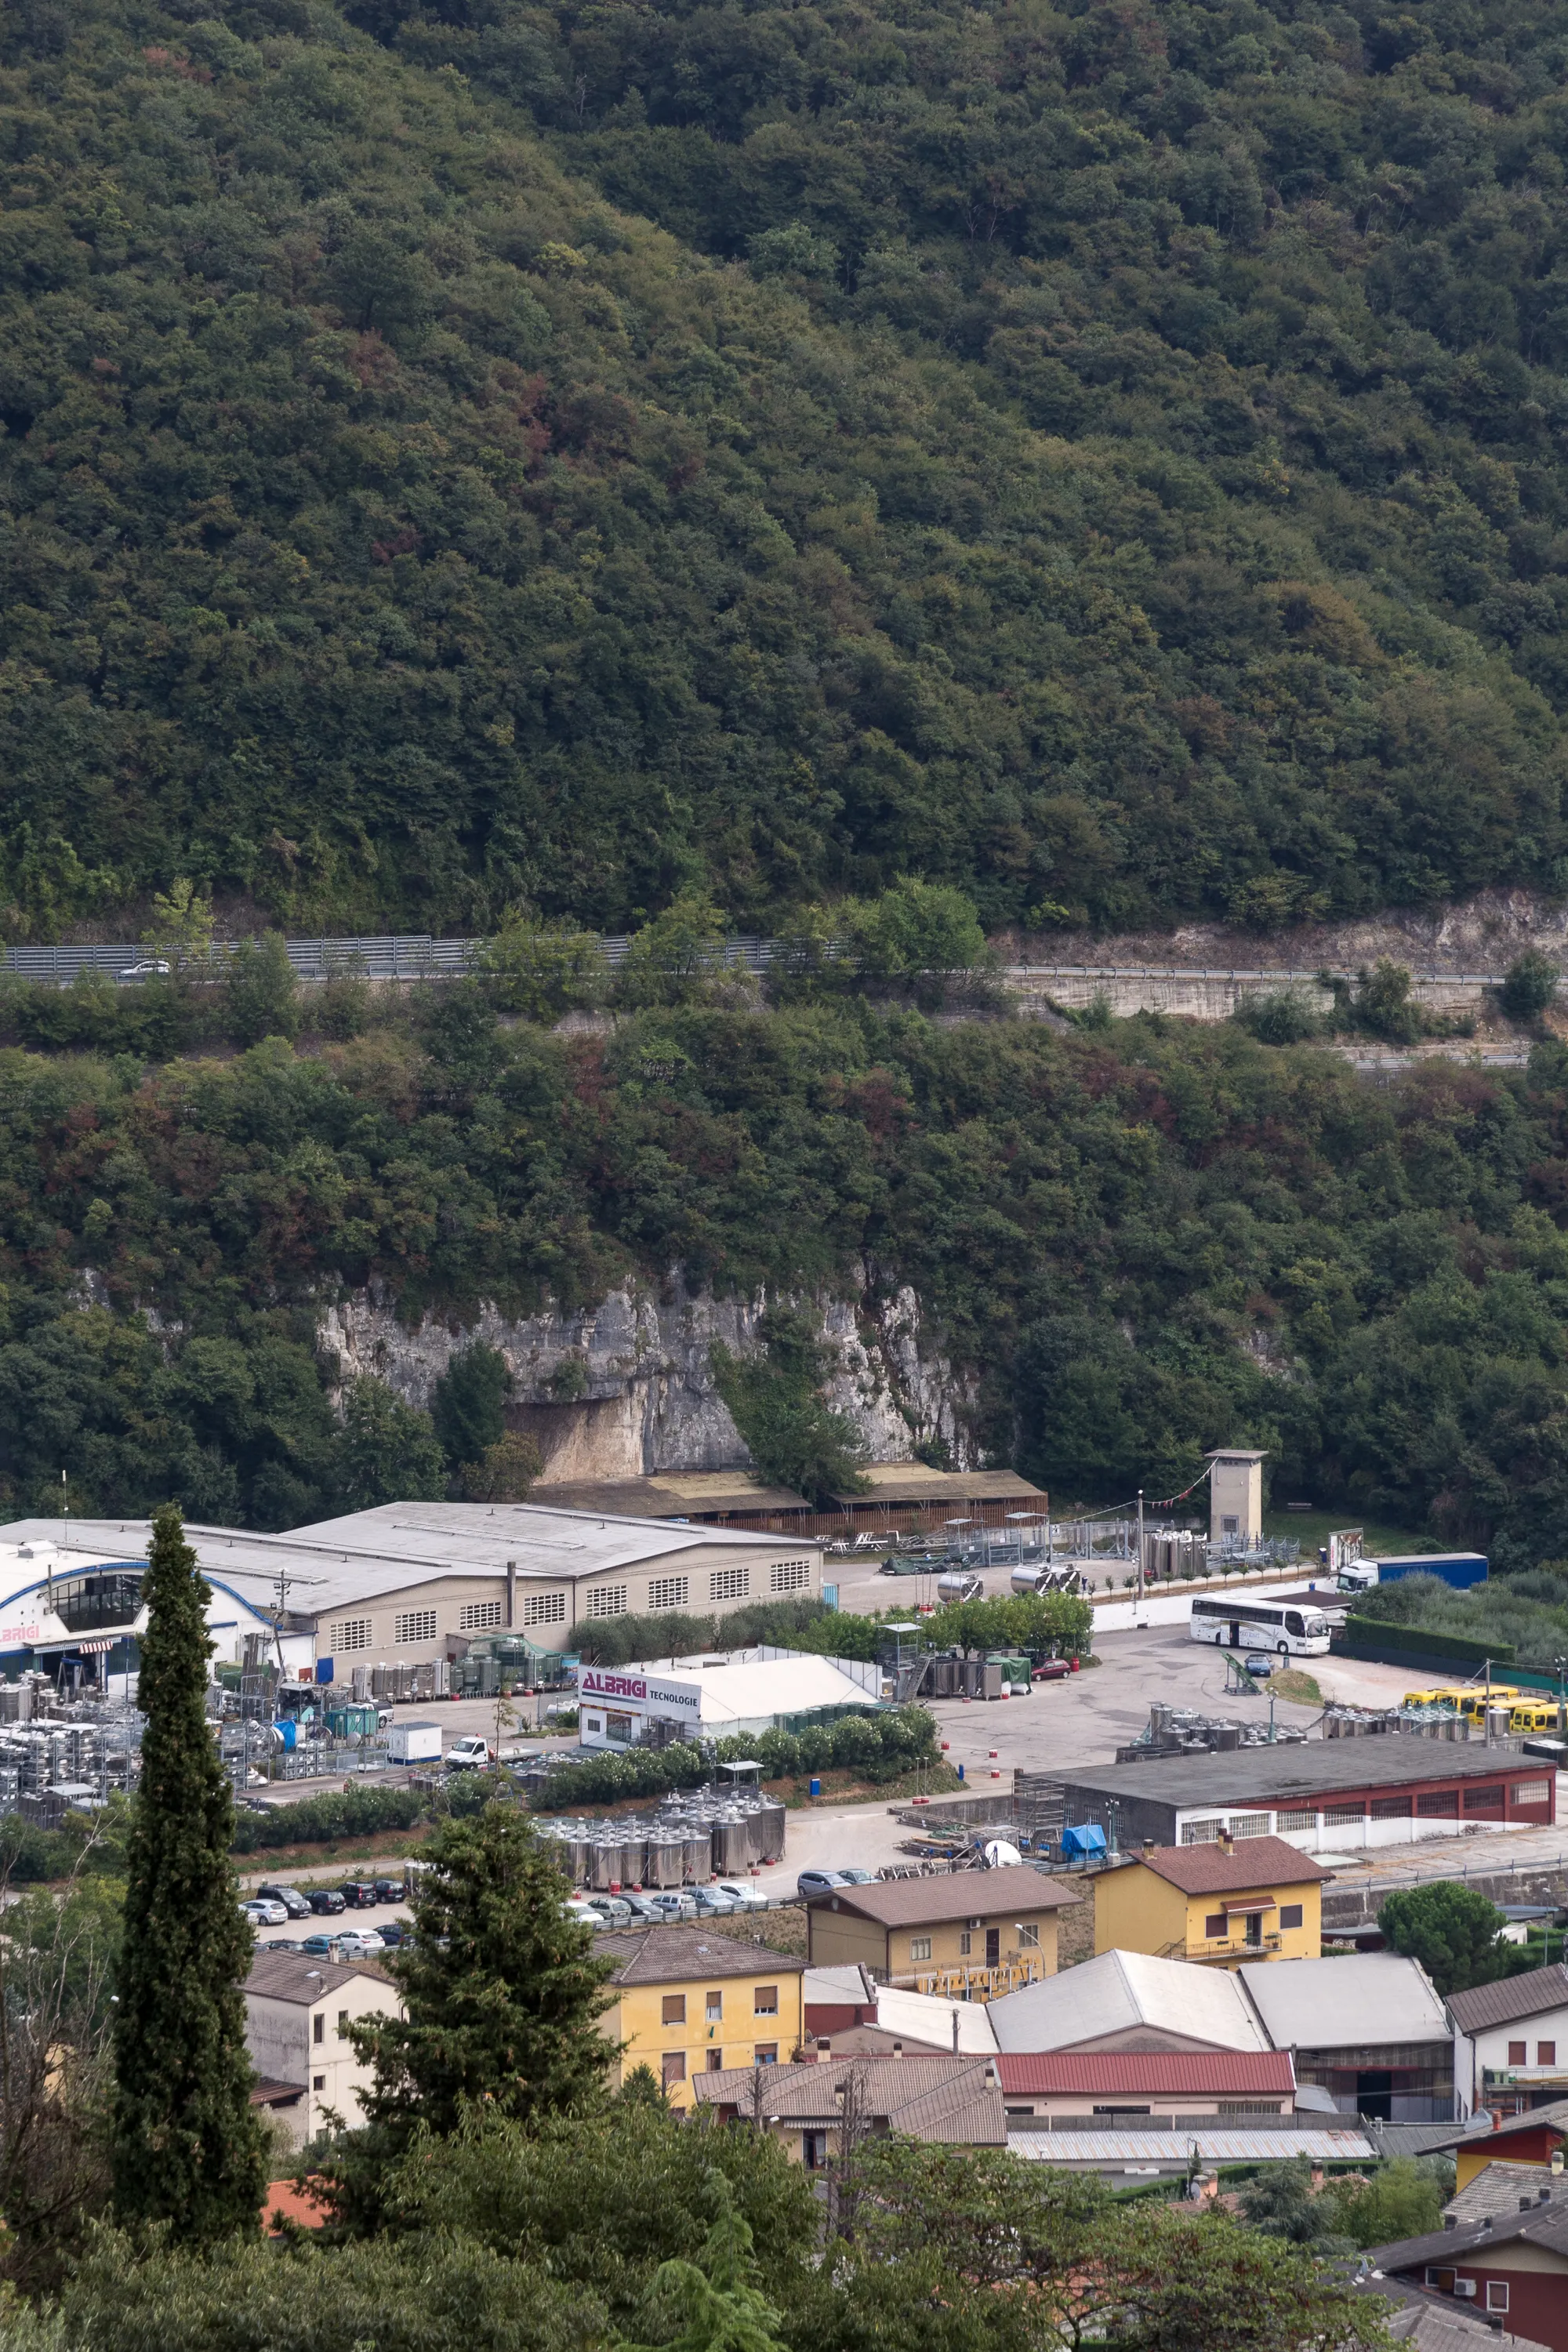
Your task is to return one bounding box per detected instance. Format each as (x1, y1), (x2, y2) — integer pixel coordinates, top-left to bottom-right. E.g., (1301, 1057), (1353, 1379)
(318, 1270), (978, 1483)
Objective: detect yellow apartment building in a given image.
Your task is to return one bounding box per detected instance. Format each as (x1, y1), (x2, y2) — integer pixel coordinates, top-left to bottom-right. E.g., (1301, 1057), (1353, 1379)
(804, 1865), (1080, 1998)
(596, 1922), (806, 2107)
(1094, 1835), (1330, 1968)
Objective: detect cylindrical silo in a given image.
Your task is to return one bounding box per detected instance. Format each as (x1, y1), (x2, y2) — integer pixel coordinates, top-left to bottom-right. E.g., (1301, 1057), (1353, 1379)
(620, 1828), (648, 1888)
(648, 1830), (684, 1887)
(682, 1826), (712, 1883)
(757, 1795), (786, 1864)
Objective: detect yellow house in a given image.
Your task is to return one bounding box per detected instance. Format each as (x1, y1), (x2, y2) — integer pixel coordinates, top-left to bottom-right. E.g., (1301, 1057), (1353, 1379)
(804, 1865), (1080, 1998)
(1094, 1835), (1330, 1969)
(596, 1923), (806, 2109)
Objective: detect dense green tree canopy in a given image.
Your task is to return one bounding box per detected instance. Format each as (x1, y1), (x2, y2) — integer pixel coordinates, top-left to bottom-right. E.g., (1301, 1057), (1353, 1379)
(6, 0), (1568, 932)
(10, 1000), (1568, 1586)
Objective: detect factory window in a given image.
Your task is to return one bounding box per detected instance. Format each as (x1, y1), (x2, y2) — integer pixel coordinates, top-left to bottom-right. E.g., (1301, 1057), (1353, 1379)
(1229, 1813), (1270, 1839)
(1276, 1808), (1316, 1832)
(770, 1559), (812, 1594)
(1417, 1791), (1459, 1817)
(662, 2053), (686, 2089)
(335, 1617), (372, 1653)
(710, 1568), (750, 1602)
(1509, 2042), (1527, 2065)
(1541, 2042), (1557, 2066)
(662, 1995), (686, 2026)
(1181, 1819), (1223, 1845)
(522, 1592), (567, 1627)
(648, 1577), (691, 1611)
(1462, 1784), (1504, 1813)
(460, 1600), (503, 1632)
(1486, 2285), (1509, 2314)
(753, 1986), (778, 2015)
(394, 1610), (437, 1646)
(1512, 1779), (1551, 1806)
(314, 2014), (325, 2045)
(1018, 1923), (1040, 1950)
(589, 1585), (628, 1618)
(1323, 1803), (1367, 1827)
(604, 1711), (635, 1742)
(909, 1937), (932, 1962)
(1279, 1904), (1304, 1930)
(1370, 1796), (1411, 1820)
(1204, 1914), (1228, 1940)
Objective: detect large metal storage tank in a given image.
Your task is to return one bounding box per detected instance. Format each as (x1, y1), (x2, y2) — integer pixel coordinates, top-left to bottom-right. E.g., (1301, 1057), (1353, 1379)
(710, 1812), (748, 1875)
(756, 1796), (786, 1863)
(620, 1830), (648, 1888)
(683, 1827), (713, 1883)
(647, 1831), (686, 1887)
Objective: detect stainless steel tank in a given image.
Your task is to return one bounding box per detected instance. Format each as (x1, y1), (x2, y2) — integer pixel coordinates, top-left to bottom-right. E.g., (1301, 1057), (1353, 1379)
(682, 1827), (712, 1883)
(647, 1831), (686, 1888)
(710, 1812), (747, 1875)
(756, 1796), (786, 1863)
(619, 1830), (648, 1888)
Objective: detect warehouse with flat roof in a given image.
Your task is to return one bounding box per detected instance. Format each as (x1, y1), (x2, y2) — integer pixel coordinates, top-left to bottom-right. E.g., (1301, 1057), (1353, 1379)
(1056, 1740), (1555, 1853)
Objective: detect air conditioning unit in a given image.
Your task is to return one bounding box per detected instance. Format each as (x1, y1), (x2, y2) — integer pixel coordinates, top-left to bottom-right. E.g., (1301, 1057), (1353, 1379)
(1453, 2280), (1477, 2299)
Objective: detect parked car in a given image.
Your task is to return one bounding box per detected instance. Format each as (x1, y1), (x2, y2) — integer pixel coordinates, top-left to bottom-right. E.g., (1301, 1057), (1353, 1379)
(713, 1882), (768, 1912)
(241, 1898), (289, 1927)
(691, 1887), (736, 1917)
(299, 1933), (342, 1958)
(647, 1891), (698, 1921)
(616, 1893), (667, 1924)
(565, 1900), (605, 1931)
(342, 1882), (379, 1909)
(796, 1870), (848, 1899)
(586, 1896), (633, 1924)
(336, 1929), (386, 1958)
(262, 1937), (299, 1951)
(372, 1878), (405, 1904)
(1244, 1653), (1274, 1678)
(1031, 1660), (1071, 1682)
(378, 1919), (410, 1947)
(445, 1736), (493, 1770)
(257, 1883), (311, 1917)
(309, 1889), (347, 1915)
(837, 1867), (877, 1886)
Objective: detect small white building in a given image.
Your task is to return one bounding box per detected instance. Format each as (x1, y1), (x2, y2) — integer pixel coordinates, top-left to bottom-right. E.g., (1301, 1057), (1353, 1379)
(244, 1948), (403, 2147)
(1449, 1962), (1568, 2120)
(0, 1528), (278, 1688)
(576, 1644), (879, 1749)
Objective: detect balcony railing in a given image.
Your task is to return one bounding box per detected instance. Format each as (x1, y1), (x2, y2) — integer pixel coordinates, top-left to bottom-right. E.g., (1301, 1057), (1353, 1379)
(1163, 1930), (1283, 1960)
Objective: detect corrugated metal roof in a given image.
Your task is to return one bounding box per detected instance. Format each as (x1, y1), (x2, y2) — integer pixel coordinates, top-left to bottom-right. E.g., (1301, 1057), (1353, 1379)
(1448, 1964), (1568, 2037)
(1239, 1955), (1448, 2049)
(1011, 2126), (1376, 2163)
(988, 1949), (1272, 2055)
(1058, 1741), (1539, 1809)
(693, 2056), (1006, 2144)
(996, 2051), (1295, 2096)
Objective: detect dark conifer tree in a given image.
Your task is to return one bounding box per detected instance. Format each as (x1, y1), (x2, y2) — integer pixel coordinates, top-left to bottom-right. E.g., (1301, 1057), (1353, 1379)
(111, 1504), (267, 2241)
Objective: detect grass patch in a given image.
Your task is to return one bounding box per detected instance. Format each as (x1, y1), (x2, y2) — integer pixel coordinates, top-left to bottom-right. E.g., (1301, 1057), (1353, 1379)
(1261, 1510), (1435, 1556)
(699, 1904), (808, 1958)
(1270, 1670), (1323, 1706)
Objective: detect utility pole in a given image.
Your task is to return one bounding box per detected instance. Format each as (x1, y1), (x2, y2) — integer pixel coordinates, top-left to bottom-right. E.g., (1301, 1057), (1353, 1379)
(1136, 1490), (1144, 1607)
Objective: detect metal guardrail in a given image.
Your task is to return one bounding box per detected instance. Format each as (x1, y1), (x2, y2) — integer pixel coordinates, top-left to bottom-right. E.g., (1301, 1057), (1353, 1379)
(1, 936), (1524, 988)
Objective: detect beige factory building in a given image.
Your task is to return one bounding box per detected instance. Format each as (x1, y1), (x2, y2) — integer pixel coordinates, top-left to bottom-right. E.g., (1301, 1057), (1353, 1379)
(3, 1504), (822, 1675)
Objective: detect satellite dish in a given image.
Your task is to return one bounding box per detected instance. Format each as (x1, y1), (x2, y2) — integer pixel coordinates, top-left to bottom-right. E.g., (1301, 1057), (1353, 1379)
(982, 1839), (1022, 1868)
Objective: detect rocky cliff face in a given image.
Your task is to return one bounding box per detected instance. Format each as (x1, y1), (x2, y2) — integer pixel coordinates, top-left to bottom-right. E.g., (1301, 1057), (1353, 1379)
(318, 1269), (978, 1481)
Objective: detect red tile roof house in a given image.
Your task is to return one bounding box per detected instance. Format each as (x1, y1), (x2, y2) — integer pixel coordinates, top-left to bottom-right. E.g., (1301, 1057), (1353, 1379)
(995, 2050), (1298, 2127)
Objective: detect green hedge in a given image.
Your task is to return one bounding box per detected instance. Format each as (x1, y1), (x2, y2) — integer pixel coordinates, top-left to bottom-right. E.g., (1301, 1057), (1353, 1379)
(228, 1782), (426, 1854)
(1341, 1619), (1515, 1669)
(529, 1705), (939, 1811)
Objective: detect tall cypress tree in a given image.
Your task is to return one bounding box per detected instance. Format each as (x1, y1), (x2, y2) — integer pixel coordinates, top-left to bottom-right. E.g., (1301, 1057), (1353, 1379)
(111, 1503), (267, 2241)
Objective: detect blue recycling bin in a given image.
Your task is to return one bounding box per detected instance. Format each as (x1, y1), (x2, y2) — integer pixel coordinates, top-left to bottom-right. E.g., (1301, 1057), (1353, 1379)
(809, 1777), (821, 1797)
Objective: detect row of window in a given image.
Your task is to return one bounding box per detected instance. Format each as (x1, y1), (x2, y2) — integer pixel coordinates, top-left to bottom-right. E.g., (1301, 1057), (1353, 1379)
(662, 2047), (776, 2086)
(1201, 1905), (1304, 1938)
(330, 1558), (815, 1654)
(1505, 2038), (1556, 2065)
(661, 1988), (779, 2023)
(906, 1926), (1040, 1964)
(1181, 1783), (1549, 1843)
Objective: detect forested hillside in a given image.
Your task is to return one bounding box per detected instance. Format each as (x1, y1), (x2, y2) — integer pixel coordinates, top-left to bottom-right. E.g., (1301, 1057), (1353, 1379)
(8, 0), (1568, 935)
(6, 976), (1568, 1571)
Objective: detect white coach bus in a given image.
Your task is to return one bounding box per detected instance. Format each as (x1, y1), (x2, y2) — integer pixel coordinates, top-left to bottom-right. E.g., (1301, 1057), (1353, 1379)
(1189, 1594), (1332, 1658)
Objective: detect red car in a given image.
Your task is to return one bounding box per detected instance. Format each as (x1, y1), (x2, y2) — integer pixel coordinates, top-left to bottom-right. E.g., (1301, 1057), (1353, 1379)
(1032, 1659), (1072, 1682)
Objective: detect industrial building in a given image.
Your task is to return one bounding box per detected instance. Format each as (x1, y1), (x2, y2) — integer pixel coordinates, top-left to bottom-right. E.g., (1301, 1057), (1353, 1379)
(1238, 1955), (1454, 2121)
(692, 2054), (1007, 2157)
(575, 1646), (878, 1749)
(0, 1524), (278, 1685)
(1054, 1740), (1556, 1854)
(528, 1461), (1049, 1537)
(0, 1502), (822, 1682)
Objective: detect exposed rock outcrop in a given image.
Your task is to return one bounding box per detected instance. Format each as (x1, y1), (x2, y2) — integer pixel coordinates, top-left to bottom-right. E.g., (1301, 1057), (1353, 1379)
(318, 1269), (978, 1483)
